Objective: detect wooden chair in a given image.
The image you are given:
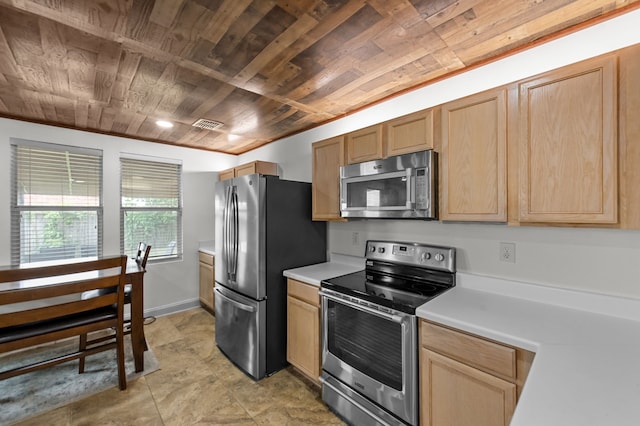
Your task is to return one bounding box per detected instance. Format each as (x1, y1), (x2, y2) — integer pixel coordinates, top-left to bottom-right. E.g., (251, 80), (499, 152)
(78, 242), (151, 371)
(0, 256), (129, 390)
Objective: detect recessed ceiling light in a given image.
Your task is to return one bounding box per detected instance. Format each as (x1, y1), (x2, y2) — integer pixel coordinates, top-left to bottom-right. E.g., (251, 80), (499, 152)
(156, 120), (173, 128)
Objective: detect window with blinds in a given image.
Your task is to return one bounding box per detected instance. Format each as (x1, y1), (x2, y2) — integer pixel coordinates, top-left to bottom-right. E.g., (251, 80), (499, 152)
(120, 156), (182, 261)
(10, 139), (103, 265)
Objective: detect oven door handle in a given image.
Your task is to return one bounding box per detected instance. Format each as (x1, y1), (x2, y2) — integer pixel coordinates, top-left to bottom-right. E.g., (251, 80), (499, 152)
(319, 290), (406, 324)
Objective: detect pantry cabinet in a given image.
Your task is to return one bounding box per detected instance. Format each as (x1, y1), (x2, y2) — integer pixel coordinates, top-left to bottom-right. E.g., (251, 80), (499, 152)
(346, 124), (383, 164)
(218, 160), (278, 181)
(440, 88), (507, 222)
(286, 278), (321, 384)
(312, 136), (347, 221)
(386, 108), (437, 157)
(198, 252), (214, 315)
(517, 55), (617, 224)
(419, 320), (534, 426)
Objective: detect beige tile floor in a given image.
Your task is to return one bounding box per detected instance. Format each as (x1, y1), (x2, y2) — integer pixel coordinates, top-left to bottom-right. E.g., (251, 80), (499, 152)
(16, 308), (345, 425)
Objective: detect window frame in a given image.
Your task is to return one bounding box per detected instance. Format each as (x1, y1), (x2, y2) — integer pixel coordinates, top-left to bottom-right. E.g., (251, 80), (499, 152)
(10, 138), (104, 265)
(120, 154), (183, 263)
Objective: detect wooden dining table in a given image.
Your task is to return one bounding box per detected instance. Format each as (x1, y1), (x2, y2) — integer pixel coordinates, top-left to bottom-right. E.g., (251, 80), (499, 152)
(0, 256), (148, 373)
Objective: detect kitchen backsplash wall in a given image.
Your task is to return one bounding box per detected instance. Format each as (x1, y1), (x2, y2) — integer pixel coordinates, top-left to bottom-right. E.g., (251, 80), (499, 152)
(241, 10), (640, 301)
(328, 220), (640, 299)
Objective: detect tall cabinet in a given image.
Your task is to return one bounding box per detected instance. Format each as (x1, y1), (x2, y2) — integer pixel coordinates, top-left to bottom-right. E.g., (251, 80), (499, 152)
(312, 136), (346, 221)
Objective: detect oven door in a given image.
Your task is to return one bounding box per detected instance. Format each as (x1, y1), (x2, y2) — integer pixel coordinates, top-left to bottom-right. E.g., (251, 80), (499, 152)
(320, 289), (417, 425)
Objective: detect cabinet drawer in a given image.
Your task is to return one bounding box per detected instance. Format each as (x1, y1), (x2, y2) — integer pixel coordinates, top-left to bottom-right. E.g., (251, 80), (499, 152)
(199, 252), (214, 265)
(287, 279), (319, 306)
(421, 321), (516, 380)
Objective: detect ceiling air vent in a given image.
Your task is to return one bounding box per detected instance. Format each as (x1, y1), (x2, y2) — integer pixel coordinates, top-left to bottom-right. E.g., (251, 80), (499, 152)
(192, 118), (224, 130)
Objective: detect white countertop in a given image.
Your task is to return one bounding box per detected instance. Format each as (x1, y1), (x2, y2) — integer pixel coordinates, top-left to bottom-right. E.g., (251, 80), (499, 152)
(282, 253), (364, 286)
(417, 272), (640, 426)
(198, 241), (215, 256)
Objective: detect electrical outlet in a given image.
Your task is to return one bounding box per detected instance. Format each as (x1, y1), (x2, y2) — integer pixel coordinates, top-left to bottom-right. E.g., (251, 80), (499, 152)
(500, 242), (516, 263)
(352, 232), (360, 246)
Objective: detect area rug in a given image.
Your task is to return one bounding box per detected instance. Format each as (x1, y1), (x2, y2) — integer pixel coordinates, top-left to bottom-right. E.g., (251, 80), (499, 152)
(0, 337), (160, 425)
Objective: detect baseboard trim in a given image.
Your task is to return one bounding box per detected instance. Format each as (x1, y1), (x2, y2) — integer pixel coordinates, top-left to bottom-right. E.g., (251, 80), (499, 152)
(143, 299), (201, 319)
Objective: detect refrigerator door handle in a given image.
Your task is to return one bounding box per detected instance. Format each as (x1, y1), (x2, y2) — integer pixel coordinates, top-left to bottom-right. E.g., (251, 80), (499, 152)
(224, 185), (233, 280)
(215, 287), (256, 312)
(230, 187), (239, 281)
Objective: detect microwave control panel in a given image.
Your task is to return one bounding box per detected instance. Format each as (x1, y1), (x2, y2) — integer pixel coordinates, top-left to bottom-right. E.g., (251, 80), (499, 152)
(415, 168), (427, 209)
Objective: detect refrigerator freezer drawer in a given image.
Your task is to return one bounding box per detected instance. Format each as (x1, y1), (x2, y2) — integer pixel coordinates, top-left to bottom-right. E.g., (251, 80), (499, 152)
(214, 284), (266, 380)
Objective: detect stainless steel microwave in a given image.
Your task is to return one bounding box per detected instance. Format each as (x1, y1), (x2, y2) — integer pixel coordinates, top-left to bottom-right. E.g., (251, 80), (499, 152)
(340, 150), (437, 219)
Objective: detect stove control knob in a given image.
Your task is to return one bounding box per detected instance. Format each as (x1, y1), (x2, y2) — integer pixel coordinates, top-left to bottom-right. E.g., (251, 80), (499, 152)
(378, 247), (385, 253)
(434, 253), (445, 262)
(420, 252), (431, 262)
(369, 246), (376, 253)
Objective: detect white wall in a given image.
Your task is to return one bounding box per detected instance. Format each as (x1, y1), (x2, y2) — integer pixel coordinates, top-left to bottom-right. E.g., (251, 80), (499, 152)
(241, 9), (640, 300)
(0, 117), (238, 315)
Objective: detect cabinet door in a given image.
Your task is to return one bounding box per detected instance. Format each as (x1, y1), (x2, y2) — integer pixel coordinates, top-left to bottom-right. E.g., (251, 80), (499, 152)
(346, 124), (383, 164)
(518, 56), (617, 223)
(218, 168), (235, 181)
(440, 89), (507, 221)
(421, 348), (516, 426)
(234, 162), (256, 177)
(199, 260), (214, 313)
(235, 161), (278, 177)
(386, 108), (436, 157)
(312, 136), (346, 221)
(287, 295), (320, 383)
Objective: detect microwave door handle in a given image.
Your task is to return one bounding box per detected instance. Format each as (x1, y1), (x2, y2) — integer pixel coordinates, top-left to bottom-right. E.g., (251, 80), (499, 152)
(405, 168), (414, 209)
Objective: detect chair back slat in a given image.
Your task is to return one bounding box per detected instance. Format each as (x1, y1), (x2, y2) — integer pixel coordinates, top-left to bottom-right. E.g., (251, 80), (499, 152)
(135, 242), (151, 268)
(0, 291), (118, 328)
(0, 256), (125, 283)
(0, 256), (127, 330)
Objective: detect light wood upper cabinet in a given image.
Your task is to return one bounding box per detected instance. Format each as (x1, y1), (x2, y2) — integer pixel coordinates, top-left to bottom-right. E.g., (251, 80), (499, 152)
(286, 279), (321, 384)
(346, 124), (383, 164)
(517, 55), (617, 224)
(386, 108), (437, 157)
(218, 168), (235, 181)
(198, 252), (214, 315)
(441, 89), (507, 222)
(312, 136), (346, 221)
(617, 44), (640, 229)
(218, 161), (278, 181)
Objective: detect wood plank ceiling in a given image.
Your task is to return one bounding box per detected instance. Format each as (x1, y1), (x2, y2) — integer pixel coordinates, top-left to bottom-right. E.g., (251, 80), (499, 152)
(0, 0), (638, 155)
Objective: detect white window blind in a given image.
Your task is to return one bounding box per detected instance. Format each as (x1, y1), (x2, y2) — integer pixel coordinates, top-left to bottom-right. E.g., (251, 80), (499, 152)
(120, 156), (182, 261)
(10, 139), (103, 265)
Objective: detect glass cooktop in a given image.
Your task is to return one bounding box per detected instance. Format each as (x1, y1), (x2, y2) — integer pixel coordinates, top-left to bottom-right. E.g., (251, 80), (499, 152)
(321, 268), (453, 314)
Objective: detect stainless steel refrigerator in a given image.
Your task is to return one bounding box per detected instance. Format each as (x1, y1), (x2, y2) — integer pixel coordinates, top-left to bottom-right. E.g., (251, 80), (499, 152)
(214, 174), (326, 380)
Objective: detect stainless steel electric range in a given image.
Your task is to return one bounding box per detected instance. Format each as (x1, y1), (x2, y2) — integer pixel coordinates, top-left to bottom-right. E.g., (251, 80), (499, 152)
(320, 240), (456, 426)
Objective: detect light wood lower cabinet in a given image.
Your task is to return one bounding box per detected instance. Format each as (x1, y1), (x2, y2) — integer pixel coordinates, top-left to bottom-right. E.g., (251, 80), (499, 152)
(286, 278), (321, 384)
(420, 320), (534, 426)
(198, 252), (214, 315)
